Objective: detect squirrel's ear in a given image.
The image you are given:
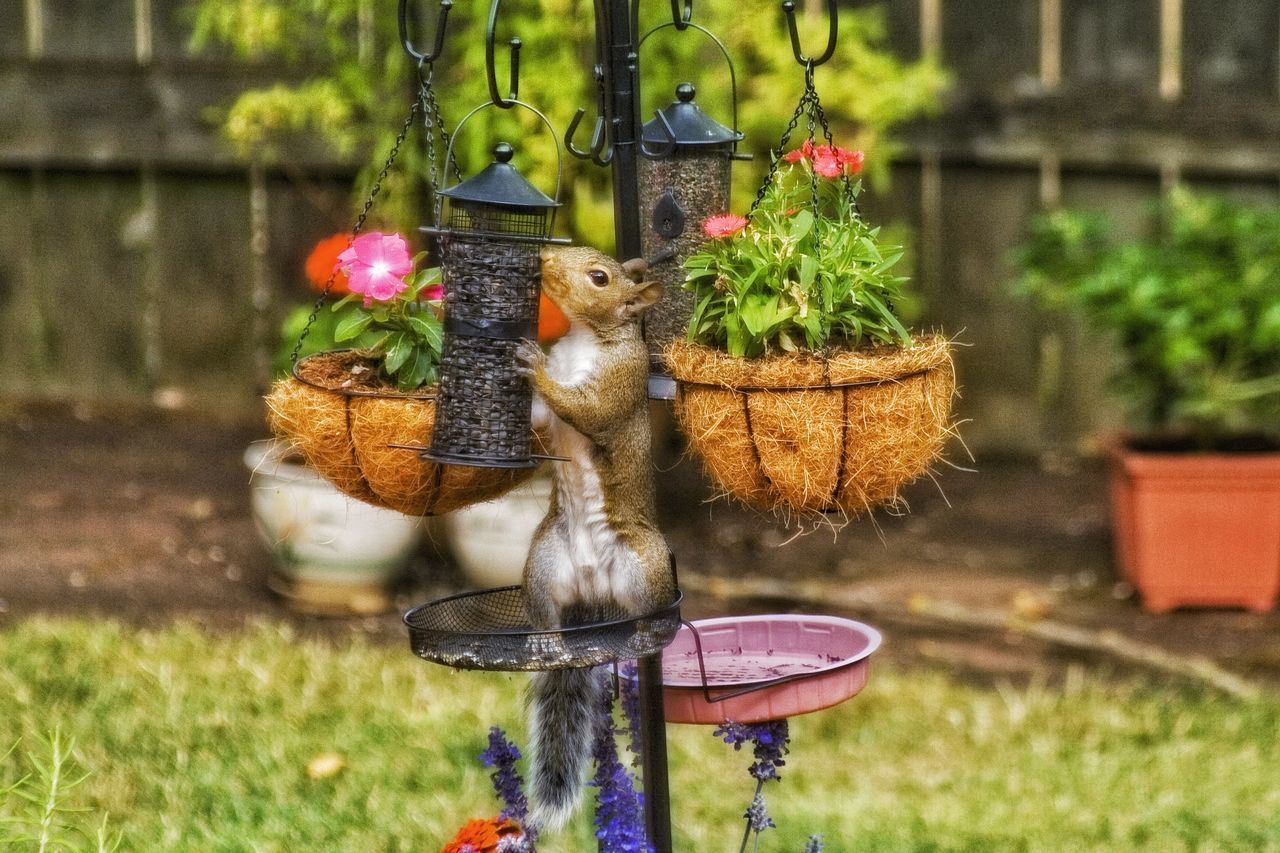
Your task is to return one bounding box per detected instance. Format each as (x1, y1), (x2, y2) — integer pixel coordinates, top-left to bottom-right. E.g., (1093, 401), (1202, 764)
(620, 257), (649, 283)
(620, 281), (663, 319)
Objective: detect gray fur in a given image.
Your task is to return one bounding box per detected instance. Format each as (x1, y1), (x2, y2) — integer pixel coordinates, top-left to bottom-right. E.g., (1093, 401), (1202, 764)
(526, 667), (609, 831)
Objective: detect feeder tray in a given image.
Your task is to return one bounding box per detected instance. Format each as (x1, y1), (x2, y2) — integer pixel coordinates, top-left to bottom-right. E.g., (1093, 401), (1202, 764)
(404, 586), (684, 671)
(661, 614), (881, 724)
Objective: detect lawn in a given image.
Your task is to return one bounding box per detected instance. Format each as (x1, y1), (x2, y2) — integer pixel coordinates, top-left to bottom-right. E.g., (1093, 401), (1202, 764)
(1, 618), (1277, 851)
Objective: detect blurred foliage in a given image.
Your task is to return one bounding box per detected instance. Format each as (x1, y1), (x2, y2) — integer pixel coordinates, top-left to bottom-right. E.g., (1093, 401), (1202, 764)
(1011, 188), (1280, 444)
(185, 0), (945, 246)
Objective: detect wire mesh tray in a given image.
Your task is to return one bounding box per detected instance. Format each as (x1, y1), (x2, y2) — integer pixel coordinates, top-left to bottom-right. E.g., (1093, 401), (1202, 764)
(404, 586), (684, 671)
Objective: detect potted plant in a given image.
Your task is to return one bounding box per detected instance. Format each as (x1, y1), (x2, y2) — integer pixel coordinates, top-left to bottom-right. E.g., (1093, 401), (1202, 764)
(1012, 189), (1280, 612)
(244, 234), (428, 614)
(267, 230), (556, 516)
(664, 142), (956, 520)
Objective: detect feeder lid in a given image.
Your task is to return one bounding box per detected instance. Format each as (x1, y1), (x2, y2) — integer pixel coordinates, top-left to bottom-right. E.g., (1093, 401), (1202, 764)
(641, 83), (742, 147)
(438, 142), (560, 209)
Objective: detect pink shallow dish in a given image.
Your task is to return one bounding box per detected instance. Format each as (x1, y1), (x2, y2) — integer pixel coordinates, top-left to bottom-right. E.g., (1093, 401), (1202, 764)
(661, 615), (882, 725)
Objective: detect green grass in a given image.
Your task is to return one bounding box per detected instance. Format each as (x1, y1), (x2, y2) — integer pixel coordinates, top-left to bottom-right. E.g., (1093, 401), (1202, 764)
(1, 618), (1278, 852)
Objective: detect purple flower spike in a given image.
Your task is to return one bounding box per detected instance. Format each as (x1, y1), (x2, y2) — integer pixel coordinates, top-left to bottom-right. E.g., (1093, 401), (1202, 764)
(744, 792), (776, 833)
(618, 661), (644, 761)
(590, 685), (652, 852)
(713, 720), (790, 781)
(804, 835), (825, 852)
(480, 726), (530, 825)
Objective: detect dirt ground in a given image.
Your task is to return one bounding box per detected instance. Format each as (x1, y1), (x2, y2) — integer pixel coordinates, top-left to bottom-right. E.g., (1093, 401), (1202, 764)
(2, 399), (1278, 689)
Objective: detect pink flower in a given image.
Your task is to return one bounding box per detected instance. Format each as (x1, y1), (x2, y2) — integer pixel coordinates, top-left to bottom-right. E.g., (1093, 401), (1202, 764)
(702, 213), (749, 239)
(337, 232), (413, 307)
(422, 283), (445, 301)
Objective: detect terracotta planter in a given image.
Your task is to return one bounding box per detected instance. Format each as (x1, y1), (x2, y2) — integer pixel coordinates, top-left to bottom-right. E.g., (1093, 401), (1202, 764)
(1108, 443), (1280, 613)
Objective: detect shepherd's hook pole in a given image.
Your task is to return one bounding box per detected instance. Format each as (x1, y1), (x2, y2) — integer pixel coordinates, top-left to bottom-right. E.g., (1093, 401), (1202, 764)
(592, 0), (674, 847)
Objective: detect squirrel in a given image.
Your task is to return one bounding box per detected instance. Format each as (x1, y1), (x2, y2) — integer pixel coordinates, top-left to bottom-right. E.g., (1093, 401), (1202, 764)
(514, 245), (675, 832)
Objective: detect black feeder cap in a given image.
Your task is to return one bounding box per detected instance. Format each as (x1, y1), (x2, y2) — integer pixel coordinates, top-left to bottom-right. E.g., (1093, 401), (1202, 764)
(641, 83), (743, 148)
(438, 142), (560, 210)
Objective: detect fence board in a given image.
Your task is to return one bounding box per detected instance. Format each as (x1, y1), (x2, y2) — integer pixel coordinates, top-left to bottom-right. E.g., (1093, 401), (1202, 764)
(0, 173), (39, 396)
(24, 171), (149, 397)
(1062, 0), (1160, 92)
(1, 0), (26, 57)
(934, 165), (1042, 456)
(151, 0), (196, 60)
(942, 0), (1040, 94)
(0, 62), (347, 172)
(42, 0), (137, 61)
(1184, 0), (1280, 98)
(153, 173), (257, 406)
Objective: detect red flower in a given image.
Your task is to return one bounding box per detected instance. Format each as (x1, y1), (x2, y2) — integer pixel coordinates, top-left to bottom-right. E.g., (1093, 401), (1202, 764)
(440, 817), (522, 853)
(812, 146), (843, 178)
(782, 139), (815, 164)
(702, 213), (749, 239)
(811, 145), (864, 179)
(305, 233), (352, 295)
(836, 146), (864, 173)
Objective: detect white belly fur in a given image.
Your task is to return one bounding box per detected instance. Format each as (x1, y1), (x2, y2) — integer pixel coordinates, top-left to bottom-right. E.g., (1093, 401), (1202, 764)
(540, 326), (642, 612)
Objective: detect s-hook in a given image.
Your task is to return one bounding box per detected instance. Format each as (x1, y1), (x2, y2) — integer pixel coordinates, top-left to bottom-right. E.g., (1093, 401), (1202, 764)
(485, 0), (522, 108)
(781, 0), (838, 67)
(565, 106), (613, 166)
(398, 0), (452, 65)
(671, 0), (693, 30)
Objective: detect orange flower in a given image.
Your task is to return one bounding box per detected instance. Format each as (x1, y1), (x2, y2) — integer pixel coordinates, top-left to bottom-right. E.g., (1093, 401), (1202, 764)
(440, 817), (522, 853)
(538, 291), (571, 343)
(305, 233), (352, 296)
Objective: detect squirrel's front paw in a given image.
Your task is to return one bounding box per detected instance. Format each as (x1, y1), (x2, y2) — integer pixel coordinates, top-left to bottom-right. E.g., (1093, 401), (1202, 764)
(514, 339), (545, 379)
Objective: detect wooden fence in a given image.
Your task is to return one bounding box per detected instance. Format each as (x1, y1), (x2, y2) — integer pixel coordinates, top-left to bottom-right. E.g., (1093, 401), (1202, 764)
(3, 0), (1279, 456)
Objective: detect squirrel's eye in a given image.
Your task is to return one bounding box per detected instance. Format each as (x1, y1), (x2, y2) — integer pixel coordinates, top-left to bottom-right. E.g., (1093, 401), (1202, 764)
(586, 269), (609, 287)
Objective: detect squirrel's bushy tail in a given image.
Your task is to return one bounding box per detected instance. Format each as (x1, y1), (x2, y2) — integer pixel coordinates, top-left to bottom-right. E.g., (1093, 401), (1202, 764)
(527, 666), (608, 831)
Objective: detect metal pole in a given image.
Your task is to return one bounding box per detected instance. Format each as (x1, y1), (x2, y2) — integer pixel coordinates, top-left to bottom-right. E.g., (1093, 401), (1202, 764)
(600, 0), (644, 259)
(595, 2), (673, 847)
(637, 652), (674, 852)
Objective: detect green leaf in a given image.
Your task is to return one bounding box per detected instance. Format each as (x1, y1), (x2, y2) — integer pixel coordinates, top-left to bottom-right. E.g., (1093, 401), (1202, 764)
(861, 290), (911, 344)
(799, 254), (817, 289)
(383, 333), (412, 374)
(406, 314), (443, 351)
(333, 309), (373, 342)
(398, 349), (437, 391)
(789, 209), (815, 240)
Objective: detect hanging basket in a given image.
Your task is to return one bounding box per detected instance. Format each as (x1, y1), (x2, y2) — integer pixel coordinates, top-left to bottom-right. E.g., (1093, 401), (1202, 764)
(665, 335), (956, 519)
(266, 351), (540, 516)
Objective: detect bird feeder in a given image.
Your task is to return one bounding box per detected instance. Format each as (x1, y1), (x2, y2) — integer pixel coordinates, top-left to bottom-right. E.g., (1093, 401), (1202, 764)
(638, 79), (745, 388)
(423, 132), (565, 469)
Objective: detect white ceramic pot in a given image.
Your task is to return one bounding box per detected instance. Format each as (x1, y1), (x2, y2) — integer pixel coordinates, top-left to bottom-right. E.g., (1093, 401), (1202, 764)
(244, 439), (422, 615)
(442, 475), (552, 588)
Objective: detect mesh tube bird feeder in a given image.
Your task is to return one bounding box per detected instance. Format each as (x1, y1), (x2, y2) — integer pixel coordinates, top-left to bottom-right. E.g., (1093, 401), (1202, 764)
(422, 104), (568, 469)
(635, 23), (746, 398)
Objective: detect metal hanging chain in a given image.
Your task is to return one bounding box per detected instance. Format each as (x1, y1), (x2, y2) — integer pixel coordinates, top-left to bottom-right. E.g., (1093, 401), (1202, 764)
(290, 71), (453, 367)
(418, 61), (462, 190)
(747, 62), (858, 219)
